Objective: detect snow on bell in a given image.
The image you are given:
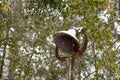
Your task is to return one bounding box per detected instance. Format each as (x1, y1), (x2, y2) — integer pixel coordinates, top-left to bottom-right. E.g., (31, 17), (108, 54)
(54, 29), (80, 53)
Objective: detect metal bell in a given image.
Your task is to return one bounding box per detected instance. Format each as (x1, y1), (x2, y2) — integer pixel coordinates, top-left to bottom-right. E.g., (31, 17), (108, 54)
(54, 29), (80, 53)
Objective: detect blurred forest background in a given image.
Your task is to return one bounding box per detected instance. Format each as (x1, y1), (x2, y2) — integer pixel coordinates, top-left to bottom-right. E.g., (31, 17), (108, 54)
(0, 0), (120, 80)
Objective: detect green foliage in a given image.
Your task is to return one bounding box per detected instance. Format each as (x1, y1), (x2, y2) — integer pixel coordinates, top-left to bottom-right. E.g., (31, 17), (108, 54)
(0, 0), (119, 80)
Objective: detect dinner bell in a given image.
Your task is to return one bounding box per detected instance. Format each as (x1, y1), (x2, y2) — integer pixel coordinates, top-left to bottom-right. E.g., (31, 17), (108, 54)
(54, 29), (81, 53)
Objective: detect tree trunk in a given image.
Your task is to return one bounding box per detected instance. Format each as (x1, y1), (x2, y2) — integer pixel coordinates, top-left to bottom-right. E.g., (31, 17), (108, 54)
(118, 0), (120, 18)
(0, 29), (9, 79)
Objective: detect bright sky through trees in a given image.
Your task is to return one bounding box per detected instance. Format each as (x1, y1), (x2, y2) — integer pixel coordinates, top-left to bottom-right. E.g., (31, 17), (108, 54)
(0, 0), (120, 80)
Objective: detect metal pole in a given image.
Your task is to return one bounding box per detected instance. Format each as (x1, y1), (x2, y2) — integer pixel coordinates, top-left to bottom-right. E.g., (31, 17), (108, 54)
(66, 56), (75, 80)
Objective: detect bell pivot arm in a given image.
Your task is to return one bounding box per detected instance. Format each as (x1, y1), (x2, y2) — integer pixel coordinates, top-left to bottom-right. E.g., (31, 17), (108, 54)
(72, 28), (88, 58)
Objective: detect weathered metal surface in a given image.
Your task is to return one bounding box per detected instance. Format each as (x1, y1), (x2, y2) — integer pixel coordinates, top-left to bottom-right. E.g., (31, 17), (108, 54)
(54, 32), (80, 53)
